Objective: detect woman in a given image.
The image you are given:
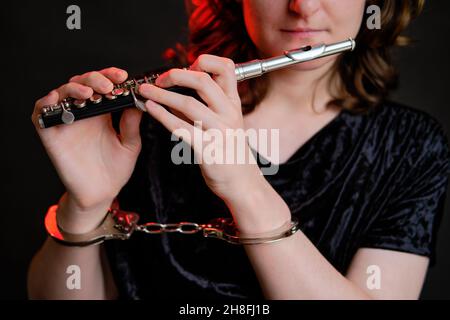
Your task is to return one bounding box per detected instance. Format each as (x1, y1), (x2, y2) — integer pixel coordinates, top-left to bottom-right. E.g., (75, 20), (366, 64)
(28, 0), (450, 299)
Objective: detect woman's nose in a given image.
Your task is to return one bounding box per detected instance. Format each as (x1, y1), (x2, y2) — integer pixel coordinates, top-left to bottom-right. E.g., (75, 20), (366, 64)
(289, 0), (321, 17)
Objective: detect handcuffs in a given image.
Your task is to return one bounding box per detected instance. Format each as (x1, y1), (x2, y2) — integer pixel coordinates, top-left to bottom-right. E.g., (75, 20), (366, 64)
(44, 204), (300, 247)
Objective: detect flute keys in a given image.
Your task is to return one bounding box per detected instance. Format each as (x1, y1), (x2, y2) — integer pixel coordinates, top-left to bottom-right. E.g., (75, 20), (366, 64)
(111, 88), (124, 96)
(61, 109), (75, 124)
(105, 93), (117, 100)
(61, 104), (75, 125)
(42, 104), (58, 113)
(73, 99), (86, 108)
(89, 94), (102, 104)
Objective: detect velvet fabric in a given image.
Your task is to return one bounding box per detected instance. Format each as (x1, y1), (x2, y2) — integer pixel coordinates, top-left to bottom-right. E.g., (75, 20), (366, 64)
(105, 100), (450, 299)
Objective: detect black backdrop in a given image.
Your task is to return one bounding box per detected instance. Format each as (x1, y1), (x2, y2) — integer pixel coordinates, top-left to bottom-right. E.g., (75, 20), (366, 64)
(1, 0), (449, 299)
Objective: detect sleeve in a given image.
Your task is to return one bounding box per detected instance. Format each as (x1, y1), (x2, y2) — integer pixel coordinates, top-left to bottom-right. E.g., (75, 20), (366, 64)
(360, 118), (450, 264)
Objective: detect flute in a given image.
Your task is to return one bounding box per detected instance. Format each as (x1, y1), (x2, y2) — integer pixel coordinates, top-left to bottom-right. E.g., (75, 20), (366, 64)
(37, 38), (355, 129)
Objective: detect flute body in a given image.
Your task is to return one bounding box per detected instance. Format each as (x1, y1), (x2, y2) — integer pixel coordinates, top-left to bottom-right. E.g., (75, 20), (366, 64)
(38, 38), (355, 129)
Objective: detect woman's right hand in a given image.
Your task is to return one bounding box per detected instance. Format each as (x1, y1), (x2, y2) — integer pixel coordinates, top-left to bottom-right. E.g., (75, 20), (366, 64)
(31, 67), (143, 233)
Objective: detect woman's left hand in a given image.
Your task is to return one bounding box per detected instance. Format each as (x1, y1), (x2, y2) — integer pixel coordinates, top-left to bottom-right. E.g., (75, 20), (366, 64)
(138, 54), (264, 204)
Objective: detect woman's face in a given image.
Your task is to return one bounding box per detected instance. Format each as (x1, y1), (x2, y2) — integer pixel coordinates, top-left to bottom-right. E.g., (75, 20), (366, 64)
(242, 0), (366, 70)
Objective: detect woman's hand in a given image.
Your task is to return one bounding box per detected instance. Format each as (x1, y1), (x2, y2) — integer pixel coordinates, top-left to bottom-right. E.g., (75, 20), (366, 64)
(139, 55), (264, 202)
(31, 67), (143, 233)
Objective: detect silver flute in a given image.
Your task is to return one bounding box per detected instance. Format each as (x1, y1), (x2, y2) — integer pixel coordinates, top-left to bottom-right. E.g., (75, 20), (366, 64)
(38, 38), (355, 129)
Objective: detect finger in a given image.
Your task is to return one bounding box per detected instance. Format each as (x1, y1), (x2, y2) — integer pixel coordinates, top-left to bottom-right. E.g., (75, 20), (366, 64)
(139, 83), (220, 130)
(69, 71), (114, 94)
(98, 67), (128, 84)
(34, 90), (59, 110)
(70, 67), (127, 86)
(118, 107), (143, 152)
(155, 68), (228, 114)
(145, 99), (197, 147)
(32, 90), (60, 129)
(189, 54), (240, 104)
(56, 82), (94, 101)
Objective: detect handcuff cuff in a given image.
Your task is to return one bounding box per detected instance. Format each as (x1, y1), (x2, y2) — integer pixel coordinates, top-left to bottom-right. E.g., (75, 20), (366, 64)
(44, 203), (300, 247)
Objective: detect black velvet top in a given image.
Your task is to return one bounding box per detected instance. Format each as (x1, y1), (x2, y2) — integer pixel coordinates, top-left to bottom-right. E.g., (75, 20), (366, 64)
(105, 100), (450, 300)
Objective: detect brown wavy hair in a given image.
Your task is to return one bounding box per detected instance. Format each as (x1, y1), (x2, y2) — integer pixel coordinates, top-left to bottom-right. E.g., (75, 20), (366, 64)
(164, 0), (425, 115)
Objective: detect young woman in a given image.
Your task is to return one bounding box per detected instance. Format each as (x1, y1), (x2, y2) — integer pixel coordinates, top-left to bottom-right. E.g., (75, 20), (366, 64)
(28, 0), (450, 299)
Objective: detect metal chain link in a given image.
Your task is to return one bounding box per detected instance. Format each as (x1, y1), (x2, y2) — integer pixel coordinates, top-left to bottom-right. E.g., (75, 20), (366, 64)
(135, 221), (204, 235)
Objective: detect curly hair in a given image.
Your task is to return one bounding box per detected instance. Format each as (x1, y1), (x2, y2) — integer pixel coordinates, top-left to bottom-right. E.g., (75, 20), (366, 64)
(164, 0), (425, 114)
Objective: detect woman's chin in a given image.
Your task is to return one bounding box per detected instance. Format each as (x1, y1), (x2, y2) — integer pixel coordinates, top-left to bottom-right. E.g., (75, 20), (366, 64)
(289, 57), (336, 72)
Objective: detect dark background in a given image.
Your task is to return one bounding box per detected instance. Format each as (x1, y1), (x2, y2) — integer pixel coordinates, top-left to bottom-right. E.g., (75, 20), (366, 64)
(1, 0), (449, 299)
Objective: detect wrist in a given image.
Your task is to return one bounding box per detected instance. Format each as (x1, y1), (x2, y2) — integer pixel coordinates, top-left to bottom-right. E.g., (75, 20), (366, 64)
(224, 177), (292, 234)
(56, 193), (113, 235)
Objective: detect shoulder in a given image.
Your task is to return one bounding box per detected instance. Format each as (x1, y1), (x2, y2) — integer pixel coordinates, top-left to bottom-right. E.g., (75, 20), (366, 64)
(374, 100), (446, 137)
(366, 100), (450, 164)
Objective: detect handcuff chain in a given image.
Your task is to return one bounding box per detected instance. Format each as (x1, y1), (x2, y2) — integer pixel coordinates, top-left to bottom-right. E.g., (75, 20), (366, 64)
(122, 213), (299, 245)
(135, 221), (204, 235)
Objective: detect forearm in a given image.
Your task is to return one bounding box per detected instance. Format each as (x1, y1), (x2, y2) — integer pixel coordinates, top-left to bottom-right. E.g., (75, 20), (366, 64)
(226, 180), (371, 300)
(27, 237), (115, 300)
(244, 232), (371, 299)
(27, 194), (117, 300)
